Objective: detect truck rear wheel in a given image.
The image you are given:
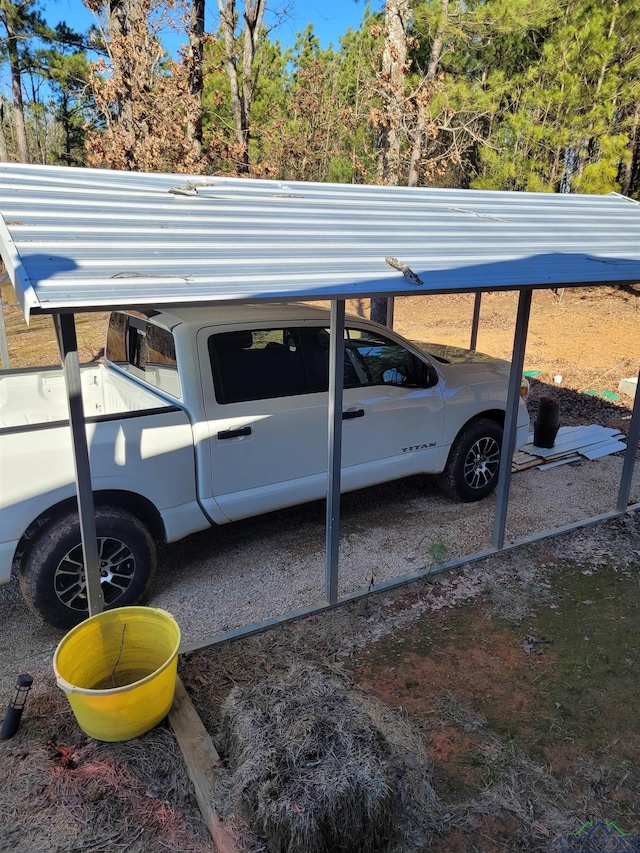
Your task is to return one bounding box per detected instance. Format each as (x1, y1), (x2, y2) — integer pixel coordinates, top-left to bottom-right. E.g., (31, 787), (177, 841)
(19, 507), (156, 630)
(437, 418), (503, 502)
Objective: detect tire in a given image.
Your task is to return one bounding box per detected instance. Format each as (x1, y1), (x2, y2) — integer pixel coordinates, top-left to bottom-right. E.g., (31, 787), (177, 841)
(19, 507), (156, 630)
(437, 418), (503, 502)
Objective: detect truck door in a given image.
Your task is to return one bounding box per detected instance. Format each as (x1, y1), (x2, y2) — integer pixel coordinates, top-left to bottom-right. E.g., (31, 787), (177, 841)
(199, 326), (329, 521)
(309, 325), (446, 490)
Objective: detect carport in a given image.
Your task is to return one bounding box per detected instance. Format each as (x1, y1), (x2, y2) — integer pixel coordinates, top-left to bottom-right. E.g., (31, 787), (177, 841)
(0, 162), (639, 643)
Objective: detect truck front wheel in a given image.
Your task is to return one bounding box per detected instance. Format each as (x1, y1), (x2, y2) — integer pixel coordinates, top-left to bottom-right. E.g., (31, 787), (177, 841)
(437, 418), (503, 502)
(19, 507), (156, 630)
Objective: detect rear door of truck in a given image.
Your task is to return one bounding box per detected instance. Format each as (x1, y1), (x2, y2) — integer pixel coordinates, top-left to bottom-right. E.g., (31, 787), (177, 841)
(197, 324), (328, 521)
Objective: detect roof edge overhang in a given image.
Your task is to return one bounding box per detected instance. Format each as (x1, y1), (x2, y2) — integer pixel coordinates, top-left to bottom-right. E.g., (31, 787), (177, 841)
(22, 274), (640, 317)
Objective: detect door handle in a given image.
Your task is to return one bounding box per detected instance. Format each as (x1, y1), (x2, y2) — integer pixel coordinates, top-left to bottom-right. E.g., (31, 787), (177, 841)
(342, 408), (365, 420)
(217, 426), (252, 439)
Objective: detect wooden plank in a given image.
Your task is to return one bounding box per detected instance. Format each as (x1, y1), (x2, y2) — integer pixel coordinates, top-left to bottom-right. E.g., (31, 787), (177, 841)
(512, 456), (541, 472)
(168, 676), (241, 853)
(512, 450), (537, 465)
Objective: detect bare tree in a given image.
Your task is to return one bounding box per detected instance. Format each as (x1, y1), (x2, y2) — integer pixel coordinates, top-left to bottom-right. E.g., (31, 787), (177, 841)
(217, 0), (267, 174)
(371, 0), (411, 326)
(187, 0), (204, 160)
(407, 0), (448, 187)
(86, 0), (207, 172)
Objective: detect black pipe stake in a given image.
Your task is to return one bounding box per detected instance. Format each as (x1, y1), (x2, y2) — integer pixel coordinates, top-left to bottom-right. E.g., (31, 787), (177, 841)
(0, 674), (34, 740)
(534, 396), (560, 449)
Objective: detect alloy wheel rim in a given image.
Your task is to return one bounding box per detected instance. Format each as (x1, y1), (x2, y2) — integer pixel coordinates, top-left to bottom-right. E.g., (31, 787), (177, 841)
(463, 436), (501, 490)
(53, 536), (136, 612)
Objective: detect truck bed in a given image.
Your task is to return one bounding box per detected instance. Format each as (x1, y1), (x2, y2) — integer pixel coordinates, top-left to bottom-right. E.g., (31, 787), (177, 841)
(0, 364), (173, 430)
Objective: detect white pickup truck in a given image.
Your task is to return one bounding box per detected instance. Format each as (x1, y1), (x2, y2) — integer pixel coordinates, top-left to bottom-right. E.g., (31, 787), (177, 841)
(0, 303), (530, 628)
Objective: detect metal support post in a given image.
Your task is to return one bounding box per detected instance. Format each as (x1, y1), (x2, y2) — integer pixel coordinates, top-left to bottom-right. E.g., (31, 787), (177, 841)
(386, 297), (395, 329)
(617, 366), (640, 511)
(470, 291), (482, 351)
(325, 299), (346, 605)
(492, 289), (532, 550)
(54, 314), (104, 616)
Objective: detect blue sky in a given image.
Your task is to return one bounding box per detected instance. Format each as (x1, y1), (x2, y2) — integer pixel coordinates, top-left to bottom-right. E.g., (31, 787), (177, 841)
(44, 0), (382, 52)
(269, 0), (379, 49)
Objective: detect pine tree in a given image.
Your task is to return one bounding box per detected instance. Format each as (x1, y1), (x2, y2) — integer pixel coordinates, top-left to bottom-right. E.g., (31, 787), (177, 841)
(0, 0), (50, 161)
(37, 23), (95, 165)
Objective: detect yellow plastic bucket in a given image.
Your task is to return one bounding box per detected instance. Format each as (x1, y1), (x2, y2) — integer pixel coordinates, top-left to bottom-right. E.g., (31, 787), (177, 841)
(53, 606), (181, 742)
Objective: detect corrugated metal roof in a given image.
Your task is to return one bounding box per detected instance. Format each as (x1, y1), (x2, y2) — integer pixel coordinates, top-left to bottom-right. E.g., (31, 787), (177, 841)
(1, 163), (639, 319)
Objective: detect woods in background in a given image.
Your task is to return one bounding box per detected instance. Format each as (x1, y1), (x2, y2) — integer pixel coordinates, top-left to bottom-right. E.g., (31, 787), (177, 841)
(0, 0), (638, 198)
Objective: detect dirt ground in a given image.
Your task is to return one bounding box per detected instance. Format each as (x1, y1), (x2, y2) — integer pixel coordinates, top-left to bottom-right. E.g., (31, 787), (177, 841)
(1, 284), (639, 852)
(181, 514), (640, 853)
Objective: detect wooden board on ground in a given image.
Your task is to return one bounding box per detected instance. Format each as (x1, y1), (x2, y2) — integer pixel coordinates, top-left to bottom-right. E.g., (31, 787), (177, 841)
(168, 676), (240, 853)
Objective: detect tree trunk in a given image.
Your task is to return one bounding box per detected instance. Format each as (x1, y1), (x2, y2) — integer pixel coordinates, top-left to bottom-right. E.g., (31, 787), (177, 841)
(370, 297), (394, 326)
(622, 101), (640, 198)
(62, 90), (72, 164)
(1, 2), (30, 162)
(240, 0), (266, 172)
(377, 0), (411, 185)
(425, 0), (448, 83)
(218, 0), (266, 174)
(105, 0), (146, 168)
(218, 0), (244, 158)
(187, 0), (205, 161)
(595, 0), (618, 99)
(0, 103), (9, 161)
(373, 0), (411, 326)
(407, 104), (425, 189)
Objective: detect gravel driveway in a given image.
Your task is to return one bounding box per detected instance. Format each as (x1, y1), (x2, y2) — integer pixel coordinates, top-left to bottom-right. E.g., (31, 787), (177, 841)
(1, 446), (638, 712)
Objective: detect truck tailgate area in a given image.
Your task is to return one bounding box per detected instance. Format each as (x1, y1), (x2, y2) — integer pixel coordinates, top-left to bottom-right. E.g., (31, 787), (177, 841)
(0, 364), (172, 429)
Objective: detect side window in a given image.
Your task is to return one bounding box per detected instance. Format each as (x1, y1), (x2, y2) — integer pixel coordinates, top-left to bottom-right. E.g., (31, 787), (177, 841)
(209, 328), (308, 404)
(310, 327), (419, 389)
(106, 312), (181, 398)
(344, 328), (418, 386)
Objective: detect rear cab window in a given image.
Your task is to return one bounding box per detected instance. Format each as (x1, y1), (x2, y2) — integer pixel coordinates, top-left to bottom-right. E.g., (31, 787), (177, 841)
(106, 312), (181, 399)
(208, 328), (308, 404)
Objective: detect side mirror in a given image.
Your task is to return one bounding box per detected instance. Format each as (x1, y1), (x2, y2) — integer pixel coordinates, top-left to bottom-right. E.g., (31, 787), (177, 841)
(416, 359), (439, 388)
